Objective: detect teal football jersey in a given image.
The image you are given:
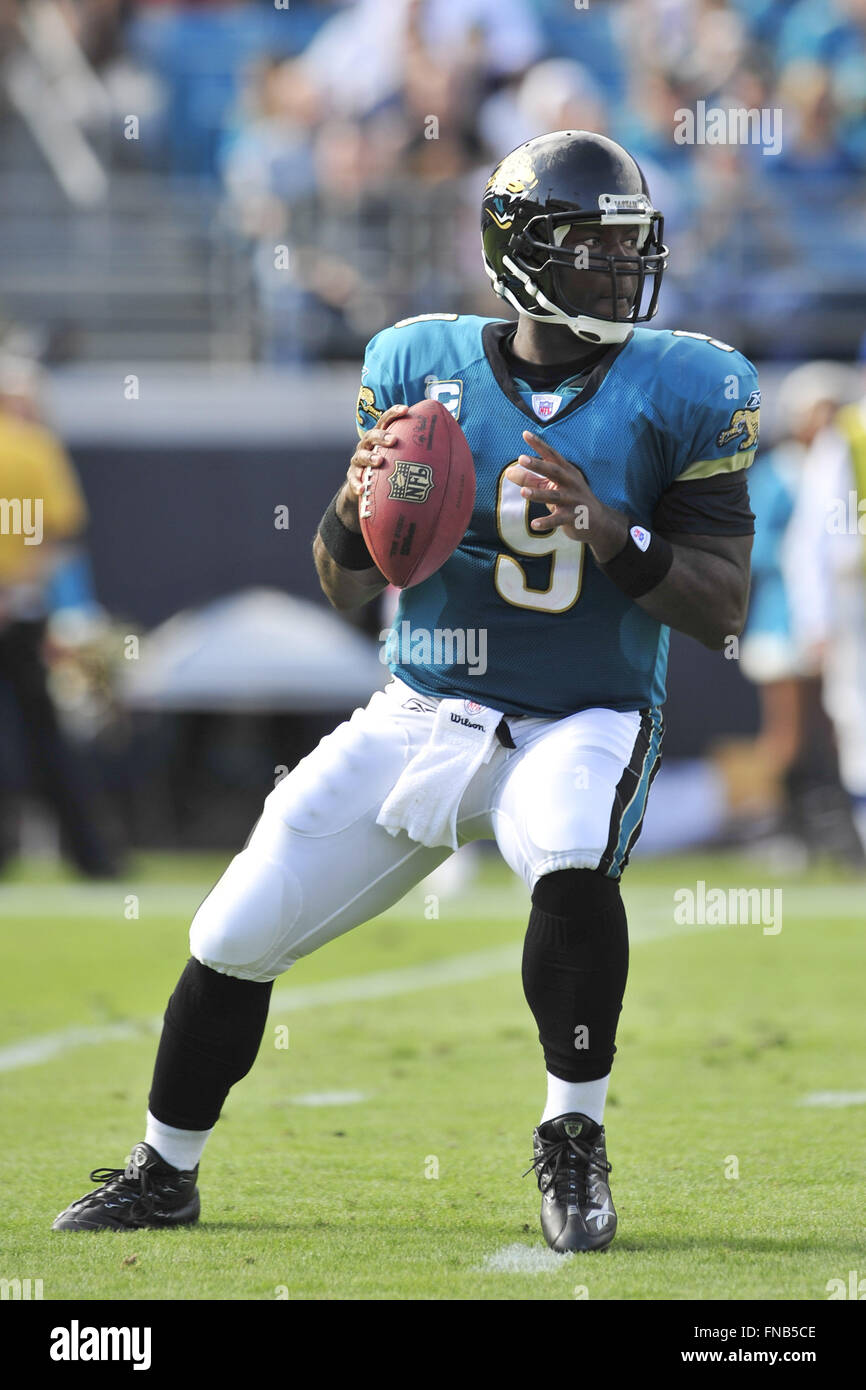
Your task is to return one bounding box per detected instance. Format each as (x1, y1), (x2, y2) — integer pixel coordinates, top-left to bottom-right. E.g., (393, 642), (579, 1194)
(356, 314), (759, 717)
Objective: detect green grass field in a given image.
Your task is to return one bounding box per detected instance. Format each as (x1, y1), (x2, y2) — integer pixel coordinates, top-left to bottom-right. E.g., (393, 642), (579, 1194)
(1, 849), (864, 1301)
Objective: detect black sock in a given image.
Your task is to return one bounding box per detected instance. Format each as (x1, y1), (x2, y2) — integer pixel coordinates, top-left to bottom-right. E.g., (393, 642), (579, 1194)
(148, 958), (273, 1130)
(522, 868), (628, 1082)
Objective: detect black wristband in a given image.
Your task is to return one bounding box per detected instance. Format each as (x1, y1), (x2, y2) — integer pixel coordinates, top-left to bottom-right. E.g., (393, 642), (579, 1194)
(599, 522), (673, 599)
(317, 493), (376, 570)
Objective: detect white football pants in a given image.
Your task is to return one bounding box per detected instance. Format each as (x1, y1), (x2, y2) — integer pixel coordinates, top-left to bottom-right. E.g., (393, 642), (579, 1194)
(190, 677), (662, 981)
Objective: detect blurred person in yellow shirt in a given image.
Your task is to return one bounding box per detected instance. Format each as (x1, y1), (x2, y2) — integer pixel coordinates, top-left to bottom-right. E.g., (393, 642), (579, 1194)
(0, 355), (118, 876)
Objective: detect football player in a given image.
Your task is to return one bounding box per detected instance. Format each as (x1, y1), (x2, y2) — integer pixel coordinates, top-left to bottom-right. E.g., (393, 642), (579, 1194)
(53, 131), (757, 1254)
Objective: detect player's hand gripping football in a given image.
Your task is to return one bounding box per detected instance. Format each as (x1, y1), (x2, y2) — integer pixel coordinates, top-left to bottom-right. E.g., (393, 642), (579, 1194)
(506, 431), (628, 561)
(339, 403), (410, 533)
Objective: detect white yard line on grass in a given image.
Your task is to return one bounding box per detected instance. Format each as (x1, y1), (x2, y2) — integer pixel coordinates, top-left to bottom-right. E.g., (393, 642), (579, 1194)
(797, 1091), (866, 1107)
(478, 1243), (573, 1273)
(0, 943), (520, 1073)
(1, 881), (864, 919)
(0, 914), (720, 1075)
(0, 882), (213, 918)
(290, 1091), (368, 1106)
(0, 1019), (161, 1072)
(1, 878), (863, 1076)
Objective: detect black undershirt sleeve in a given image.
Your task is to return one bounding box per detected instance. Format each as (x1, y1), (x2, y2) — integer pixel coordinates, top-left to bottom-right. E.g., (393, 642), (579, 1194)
(653, 470), (755, 537)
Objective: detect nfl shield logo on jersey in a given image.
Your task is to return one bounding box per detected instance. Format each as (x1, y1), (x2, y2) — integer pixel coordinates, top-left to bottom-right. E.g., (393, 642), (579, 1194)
(531, 393), (563, 421)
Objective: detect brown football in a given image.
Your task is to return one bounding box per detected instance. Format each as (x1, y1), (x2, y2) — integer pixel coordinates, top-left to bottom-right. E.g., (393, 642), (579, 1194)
(359, 399), (475, 588)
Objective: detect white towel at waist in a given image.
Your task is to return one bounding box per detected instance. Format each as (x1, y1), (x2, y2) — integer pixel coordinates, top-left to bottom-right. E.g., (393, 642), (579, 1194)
(376, 697), (505, 850)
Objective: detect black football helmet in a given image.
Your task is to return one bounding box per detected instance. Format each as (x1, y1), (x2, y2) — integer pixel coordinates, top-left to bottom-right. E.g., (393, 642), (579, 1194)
(481, 130), (668, 344)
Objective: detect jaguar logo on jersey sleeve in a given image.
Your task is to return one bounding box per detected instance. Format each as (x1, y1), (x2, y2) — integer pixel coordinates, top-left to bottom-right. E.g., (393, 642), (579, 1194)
(389, 460), (435, 505)
(716, 390), (761, 451)
(356, 384), (383, 429)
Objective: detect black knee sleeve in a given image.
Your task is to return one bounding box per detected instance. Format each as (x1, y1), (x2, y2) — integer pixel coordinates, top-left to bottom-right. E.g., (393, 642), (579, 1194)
(149, 958), (273, 1130)
(522, 868), (628, 1082)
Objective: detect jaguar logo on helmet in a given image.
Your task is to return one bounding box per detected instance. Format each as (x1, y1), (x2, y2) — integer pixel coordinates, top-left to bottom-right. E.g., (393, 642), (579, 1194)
(484, 148), (539, 230)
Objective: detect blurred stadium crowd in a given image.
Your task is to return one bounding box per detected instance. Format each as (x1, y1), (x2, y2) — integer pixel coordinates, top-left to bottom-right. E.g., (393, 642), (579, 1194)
(1, 0), (865, 876)
(0, 0), (864, 361)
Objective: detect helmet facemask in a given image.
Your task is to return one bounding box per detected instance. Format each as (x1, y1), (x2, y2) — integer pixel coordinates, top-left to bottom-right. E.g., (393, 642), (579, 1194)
(491, 196), (668, 345)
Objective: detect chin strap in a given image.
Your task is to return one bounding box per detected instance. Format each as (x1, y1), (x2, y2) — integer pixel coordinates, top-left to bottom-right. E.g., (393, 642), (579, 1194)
(496, 254), (632, 346)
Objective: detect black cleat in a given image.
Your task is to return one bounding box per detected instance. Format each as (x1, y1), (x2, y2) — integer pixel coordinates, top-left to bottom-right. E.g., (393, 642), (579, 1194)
(526, 1112), (616, 1253)
(52, 1142), (200, 1231)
